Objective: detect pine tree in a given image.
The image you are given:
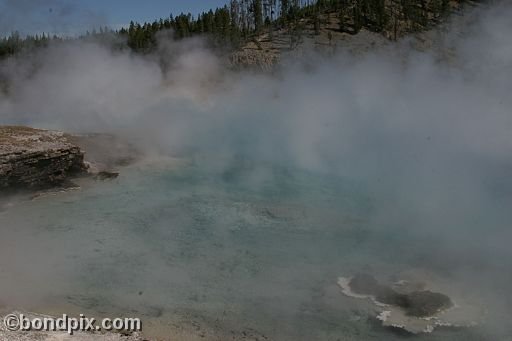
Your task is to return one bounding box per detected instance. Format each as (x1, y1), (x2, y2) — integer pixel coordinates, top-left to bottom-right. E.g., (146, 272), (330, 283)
(253, 0), (264, 33)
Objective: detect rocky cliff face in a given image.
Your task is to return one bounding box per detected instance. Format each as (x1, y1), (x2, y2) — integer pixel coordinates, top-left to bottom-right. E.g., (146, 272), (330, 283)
(0, 126), (87, 190)
(230, 1), (477, 70)
(230, 23), (389, 70)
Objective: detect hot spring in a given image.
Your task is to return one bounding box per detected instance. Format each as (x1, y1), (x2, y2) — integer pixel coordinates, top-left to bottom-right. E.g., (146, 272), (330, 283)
(1, 2), (512, 339)
(1, 155), (510, 340)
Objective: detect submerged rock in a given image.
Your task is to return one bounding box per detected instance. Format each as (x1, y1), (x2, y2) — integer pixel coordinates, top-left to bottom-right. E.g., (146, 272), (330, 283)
(338, 274), (479, 334)
(0, 126), (87, 190)
(404, 290), (453, 318)
(348, 274), (452, 317)
(94, 171), (120, 181)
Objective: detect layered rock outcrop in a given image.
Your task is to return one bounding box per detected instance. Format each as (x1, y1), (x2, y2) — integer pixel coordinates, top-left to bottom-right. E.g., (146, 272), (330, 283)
(230, 2), (477, 70)
(0, 126), (87, 190)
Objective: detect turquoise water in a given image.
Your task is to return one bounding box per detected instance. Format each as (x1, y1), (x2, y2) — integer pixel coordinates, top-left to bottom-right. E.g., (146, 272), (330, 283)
(0, 160), (509, 340)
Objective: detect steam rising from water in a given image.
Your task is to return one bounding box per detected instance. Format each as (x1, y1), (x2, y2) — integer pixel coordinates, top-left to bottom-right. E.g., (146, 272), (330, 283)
(1, 1), (512, 339)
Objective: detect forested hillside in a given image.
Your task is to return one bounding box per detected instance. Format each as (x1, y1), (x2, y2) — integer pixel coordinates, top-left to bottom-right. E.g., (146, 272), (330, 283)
(0, 0), (474, 59)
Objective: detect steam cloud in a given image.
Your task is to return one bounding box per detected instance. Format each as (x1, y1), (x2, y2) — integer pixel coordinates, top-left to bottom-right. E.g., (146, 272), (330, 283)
(1, 0), (511, 259)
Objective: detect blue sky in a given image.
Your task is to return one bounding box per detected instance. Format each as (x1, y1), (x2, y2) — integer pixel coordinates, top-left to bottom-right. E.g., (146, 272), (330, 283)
(0, 0), (229, 36)
(85, 0), (229, 27)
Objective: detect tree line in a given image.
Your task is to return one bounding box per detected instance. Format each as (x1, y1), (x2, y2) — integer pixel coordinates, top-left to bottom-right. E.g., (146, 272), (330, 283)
(0, 0), (468, 58)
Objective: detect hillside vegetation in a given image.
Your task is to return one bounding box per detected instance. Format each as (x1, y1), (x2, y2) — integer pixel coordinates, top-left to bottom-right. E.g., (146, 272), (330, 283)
(0, 0), (477, 60)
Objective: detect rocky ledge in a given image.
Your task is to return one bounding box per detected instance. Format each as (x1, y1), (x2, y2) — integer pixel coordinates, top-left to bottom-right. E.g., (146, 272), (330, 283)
(0, 126), (87, 190)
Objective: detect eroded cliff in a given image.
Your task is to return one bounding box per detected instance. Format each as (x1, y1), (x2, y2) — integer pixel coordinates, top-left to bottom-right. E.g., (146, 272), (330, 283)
(0, 126), (86, 190)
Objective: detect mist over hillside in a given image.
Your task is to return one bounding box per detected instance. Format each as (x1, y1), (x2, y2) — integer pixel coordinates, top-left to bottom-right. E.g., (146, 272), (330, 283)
(0, 0), (472, 59)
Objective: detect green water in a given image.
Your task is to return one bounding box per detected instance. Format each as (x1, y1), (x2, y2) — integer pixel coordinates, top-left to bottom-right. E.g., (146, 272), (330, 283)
(0, 160), (509, 340)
